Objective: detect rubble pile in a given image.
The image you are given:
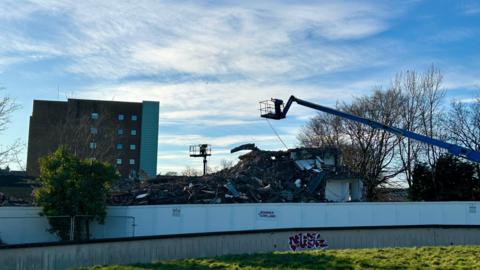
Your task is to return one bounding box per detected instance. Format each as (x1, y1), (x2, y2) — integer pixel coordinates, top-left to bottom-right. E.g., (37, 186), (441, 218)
(110, 147), (355, 205)
(0, 174), (37, 206)
(0, 191), (32, 206)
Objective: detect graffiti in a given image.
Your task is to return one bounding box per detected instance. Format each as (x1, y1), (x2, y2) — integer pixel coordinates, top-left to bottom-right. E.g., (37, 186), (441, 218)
(288, 233), (328, 251)
(258, 210), (276, 218)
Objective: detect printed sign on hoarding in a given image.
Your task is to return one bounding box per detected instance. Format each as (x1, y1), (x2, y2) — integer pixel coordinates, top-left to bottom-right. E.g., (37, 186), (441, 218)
(257, 209), (277, 219)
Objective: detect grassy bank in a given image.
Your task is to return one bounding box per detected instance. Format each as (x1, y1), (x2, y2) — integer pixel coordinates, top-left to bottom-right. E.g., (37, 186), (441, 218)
(79, 245), (480, 269)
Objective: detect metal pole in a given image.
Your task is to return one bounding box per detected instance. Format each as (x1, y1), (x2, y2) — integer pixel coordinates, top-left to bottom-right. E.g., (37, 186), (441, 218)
(70, 216), (75, 241)
(203, 156), (207, 175)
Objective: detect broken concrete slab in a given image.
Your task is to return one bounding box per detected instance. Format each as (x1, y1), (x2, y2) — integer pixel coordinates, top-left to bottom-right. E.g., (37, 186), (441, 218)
(230, 143), (259, 153)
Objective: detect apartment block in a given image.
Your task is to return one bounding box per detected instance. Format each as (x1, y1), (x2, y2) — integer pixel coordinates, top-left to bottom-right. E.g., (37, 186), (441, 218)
(26, 99), (159, 178)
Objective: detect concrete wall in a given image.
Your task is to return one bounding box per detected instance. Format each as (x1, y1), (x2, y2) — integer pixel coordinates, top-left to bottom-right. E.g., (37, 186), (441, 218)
(325, 180), (350, 201)
(1, 202), (479, 245)
(2, 227), (480, 270)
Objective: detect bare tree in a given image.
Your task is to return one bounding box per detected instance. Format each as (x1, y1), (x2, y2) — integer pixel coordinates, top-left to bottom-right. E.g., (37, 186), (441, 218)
(48, 108), (118, 166)
(298, 66), (448, 197)
(446, 96), (480, 153)
(341, 88), (405, 200)
(393, 71), (423, 187)
(35, 106), (120, 173)
(0, 140), (25, 169)
(68, 116), (114, 161)
(182, 166), (200, 177)
(298, 112), (345, 148)
(0, 90), (22, 168)
(299, 88), (405, 200)
(418, 66), (446, 167)
(220, 159), (234, 170)
(393, 67), (445, 187)
(298, 112), (360, 172)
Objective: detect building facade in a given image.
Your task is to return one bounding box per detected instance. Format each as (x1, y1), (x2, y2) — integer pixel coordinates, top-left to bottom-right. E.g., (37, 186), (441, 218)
(26, 99), (159, 178)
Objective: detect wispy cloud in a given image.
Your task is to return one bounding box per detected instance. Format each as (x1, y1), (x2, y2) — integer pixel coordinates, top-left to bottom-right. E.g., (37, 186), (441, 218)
(461, 2), (480, 15)
(78, 80), (365, 116)
(158, 133), (295, 148)
(0, 0), (403, 80)
(5, 0), (479, 173)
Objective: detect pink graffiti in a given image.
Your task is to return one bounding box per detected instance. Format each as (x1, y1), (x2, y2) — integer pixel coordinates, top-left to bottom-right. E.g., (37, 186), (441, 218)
(288, 233), (328, 251)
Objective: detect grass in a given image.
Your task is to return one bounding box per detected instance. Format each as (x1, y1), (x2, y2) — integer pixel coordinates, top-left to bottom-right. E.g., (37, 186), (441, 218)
(77, 245), (480, 270)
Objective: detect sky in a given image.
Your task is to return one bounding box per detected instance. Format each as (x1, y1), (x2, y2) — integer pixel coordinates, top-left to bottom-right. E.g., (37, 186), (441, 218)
(0, 0), (479, 174)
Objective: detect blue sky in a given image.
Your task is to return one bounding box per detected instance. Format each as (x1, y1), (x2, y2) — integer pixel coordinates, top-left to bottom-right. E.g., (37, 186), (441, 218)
(0, 0), (479, 173)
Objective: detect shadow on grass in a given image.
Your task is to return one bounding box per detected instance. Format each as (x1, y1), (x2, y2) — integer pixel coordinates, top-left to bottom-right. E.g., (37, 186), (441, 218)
(128, 252), (358, 270)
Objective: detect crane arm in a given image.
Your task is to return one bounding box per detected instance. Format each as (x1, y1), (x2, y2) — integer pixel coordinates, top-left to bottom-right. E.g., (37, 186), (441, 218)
(260, 95), (480, 163)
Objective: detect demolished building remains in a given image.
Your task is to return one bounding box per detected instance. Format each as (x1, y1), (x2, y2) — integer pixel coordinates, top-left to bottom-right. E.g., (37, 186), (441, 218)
(109, 146), (363, 205)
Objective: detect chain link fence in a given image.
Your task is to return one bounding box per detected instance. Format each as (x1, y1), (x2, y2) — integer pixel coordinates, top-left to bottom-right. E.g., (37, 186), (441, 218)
(0, 215), (135, 246)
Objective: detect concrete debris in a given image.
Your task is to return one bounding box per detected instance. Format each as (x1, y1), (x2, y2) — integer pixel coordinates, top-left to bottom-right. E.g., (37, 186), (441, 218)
(224, 181), (241, 198)
(0, 191), (31, 206)
(230, 143), (259, 153)
(109, 147), (358, 205)
(135, 193), (148, 199)
(307, 172), (327, 193)
(0, 173), (37, 206)
(294, 179), (302, 188)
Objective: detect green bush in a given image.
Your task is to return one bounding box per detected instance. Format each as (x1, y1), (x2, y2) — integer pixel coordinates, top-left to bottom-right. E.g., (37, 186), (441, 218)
(34, 146), (118, 241)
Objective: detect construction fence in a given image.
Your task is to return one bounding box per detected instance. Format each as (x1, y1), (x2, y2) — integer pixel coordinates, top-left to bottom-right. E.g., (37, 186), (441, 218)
(0, 215), (135, 245)
(1, 202), (480, 246)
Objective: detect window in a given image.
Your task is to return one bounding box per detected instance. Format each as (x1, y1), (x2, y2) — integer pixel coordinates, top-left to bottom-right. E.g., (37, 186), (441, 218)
(129, 159), (135, 165)
(116, 144), (123, 150)
(117, 129), (124, 136)
(131, 129), (137, 136)
(89, 142), (97, 149)
(131, 115), (138, 121)
(90, 127), (98, 134)
(116, 159), (122, 165)
(130, 144), (136, 150)
(91, 113), (98, 120)
(118, 114), (124, 121)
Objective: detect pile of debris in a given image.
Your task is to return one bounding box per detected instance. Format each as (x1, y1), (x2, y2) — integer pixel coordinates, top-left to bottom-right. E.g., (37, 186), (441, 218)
(110, 146), (358, 205)
(0, 174), (38, 206)
(0, 192), (32, 206)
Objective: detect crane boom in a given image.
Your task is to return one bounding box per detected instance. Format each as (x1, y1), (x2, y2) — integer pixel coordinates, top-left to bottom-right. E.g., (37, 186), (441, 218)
(260, 95), (480, 163)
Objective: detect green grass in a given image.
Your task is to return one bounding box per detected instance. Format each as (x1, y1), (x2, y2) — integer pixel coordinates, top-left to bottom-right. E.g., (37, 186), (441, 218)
(77, 245), (480, 270)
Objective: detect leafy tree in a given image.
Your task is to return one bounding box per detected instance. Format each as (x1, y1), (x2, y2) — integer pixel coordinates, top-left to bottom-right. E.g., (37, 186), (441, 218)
(409, 163), (435, 201)
(409, 154), (480, 201)
(435, 155), (478, 200)
(34, 146), (118, 241)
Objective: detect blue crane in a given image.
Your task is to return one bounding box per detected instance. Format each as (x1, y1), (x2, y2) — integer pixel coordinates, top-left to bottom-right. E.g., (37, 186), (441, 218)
(259, 96), (480, 163)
